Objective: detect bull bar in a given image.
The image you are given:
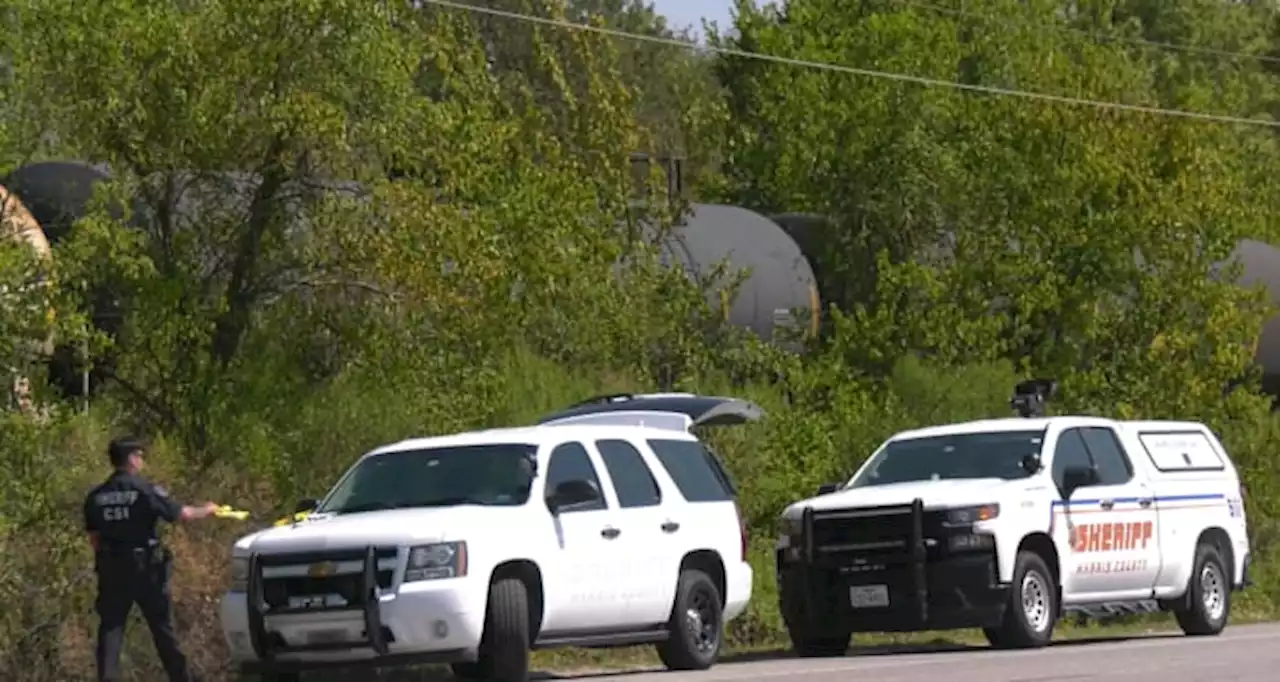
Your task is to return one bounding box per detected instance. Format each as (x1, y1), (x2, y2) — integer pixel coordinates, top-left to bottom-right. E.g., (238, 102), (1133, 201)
(799, 497), (930, 626)
(246, 545), (390, 661)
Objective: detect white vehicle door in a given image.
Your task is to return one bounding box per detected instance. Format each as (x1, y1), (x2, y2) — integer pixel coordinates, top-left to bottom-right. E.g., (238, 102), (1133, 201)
(590, 438), (679, 626)
(642, 437), (746, 608)
(537, 440), (631, 632)
(1051, 426), (1161, 602)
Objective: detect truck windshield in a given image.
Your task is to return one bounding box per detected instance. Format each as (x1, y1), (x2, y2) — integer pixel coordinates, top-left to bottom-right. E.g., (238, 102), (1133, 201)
(316, 443), (537, 514)
(848, 430), (1045, 488)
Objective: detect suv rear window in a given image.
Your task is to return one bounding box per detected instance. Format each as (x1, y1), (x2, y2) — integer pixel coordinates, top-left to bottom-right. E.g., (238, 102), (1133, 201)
(647, 439), (735, 502)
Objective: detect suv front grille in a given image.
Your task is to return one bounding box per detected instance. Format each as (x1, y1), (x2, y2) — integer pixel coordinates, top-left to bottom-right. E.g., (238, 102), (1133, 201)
(256, 547), (398, 611)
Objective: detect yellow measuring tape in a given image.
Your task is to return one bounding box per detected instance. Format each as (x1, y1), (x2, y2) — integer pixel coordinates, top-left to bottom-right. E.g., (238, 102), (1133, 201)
(272, 511), (312, 527)
(213, 505), (251, 521)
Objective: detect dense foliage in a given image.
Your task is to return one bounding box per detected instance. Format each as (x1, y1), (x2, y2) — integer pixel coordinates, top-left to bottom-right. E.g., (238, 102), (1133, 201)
(3, 0), (1280, 679)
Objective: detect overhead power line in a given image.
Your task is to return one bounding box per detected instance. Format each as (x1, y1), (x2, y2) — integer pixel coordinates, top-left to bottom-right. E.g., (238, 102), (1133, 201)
(900, 1), (1280, 66)
(421, 0), (1279, 129)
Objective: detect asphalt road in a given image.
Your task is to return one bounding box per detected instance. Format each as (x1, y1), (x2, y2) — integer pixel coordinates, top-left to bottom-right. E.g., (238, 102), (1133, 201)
(570, 623), (1280, 682)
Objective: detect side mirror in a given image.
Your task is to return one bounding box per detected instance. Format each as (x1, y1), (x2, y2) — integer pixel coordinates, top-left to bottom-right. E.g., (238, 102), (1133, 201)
(817, 482), (840, 495)
(1060, 466), (1099, 500)
(1020, 453), (1042, 475)
(547, 479), (601, 512)
(294, 498), (319, 515)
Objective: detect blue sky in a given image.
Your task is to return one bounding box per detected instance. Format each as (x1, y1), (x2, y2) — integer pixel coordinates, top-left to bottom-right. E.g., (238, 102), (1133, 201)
(651, 0), (737, 39)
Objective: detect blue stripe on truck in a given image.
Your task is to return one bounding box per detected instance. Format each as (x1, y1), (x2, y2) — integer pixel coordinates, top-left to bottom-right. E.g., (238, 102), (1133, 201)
(1052, 493), (1225, 508)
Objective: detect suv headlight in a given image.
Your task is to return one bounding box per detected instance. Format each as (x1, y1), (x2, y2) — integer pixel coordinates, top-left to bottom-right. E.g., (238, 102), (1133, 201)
(405, 541), (467, 582)
(945, 504), (1000, 526)
(229, 557), (249, 592)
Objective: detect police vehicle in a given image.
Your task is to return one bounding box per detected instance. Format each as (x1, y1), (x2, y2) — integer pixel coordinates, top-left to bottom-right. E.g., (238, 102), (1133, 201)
(776, 380), (1252, 654)
(219, 394), (759, 681)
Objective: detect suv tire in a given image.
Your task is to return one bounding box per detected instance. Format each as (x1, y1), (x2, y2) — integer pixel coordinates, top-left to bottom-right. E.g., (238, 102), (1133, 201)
(1175, 542), (1230, 636)
(657, 569), (723, 671)
(463, 577), (531, 682)
(985, 550), (1056, 649)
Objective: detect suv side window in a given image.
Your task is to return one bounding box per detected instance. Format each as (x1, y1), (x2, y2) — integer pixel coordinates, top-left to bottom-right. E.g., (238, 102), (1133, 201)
(1080, 427), (1133, 485)
(647, 439), (734, 503)
(1051, 429), (1092, 495)
(596, 440), (662, 508)
(544, 442), (606, 513)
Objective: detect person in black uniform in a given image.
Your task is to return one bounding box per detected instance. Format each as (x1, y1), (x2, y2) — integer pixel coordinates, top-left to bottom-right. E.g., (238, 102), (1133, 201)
(83, 436), (222, 682)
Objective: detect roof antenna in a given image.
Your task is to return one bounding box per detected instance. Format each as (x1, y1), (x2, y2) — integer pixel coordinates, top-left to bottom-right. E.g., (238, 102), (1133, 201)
(1010, 379), (1057, 418)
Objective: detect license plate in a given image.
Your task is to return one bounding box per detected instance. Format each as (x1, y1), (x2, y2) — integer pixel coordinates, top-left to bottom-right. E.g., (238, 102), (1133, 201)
(849, 584), (889, 608)
(305, 628), (347, 645)
(288, 593), (347, 609)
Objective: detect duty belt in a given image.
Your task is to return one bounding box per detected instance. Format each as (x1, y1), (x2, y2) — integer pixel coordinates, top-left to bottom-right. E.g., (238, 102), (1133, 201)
(97, 541), (166, 564)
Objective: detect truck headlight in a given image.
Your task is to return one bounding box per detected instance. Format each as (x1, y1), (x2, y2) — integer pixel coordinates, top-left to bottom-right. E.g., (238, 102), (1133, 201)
(405, 541), (467, 582)
(945, 504), (1000, 526)
(229, 557), (249, 592)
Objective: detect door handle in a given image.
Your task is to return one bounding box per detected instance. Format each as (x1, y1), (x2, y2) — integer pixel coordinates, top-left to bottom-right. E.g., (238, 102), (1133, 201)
(661, 521), (680, 533)
(1138, 498), (1153, 508)
(1099, 499), (1115, 510)
(601, 527), (621, 539)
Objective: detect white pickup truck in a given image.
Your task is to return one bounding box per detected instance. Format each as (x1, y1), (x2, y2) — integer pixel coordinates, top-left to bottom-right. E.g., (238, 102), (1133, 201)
(220, 393), (760, 682)
(776, 380), (1252, 654)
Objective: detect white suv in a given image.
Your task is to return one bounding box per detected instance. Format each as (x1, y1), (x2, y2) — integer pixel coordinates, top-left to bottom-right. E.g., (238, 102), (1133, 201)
(219, 393), (760, 682)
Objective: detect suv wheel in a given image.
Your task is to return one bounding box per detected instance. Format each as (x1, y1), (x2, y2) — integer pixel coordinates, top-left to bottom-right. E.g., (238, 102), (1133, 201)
(985, 550), (1056, 649)
(470, 577), (531, 682)
(657, 569), (723, 671)
(1174, 542), (1230, 636)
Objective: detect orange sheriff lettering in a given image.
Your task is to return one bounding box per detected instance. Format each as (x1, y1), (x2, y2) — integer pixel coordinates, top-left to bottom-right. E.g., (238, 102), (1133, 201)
(1072, 520), (1152, 553)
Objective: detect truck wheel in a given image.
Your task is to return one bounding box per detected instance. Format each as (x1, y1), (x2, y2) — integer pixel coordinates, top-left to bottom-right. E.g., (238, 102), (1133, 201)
(788, 631), (851, 657)
(474, 577), (531, 682)
(985, 550), (1056, 649)
(656, 569), (724, 671)
(1175, 543), (1230, 636)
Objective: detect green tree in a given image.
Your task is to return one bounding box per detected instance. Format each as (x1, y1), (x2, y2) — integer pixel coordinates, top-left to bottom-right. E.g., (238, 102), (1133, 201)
(1, 0), (653, 452)
(714, 0), (1280, 415)
(438, 0), (729, 198)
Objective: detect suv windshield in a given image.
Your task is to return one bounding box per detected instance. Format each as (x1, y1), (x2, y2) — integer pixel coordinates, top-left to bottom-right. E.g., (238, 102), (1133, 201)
(848, 430), (1045, 488)
(316, 443), (537, 514)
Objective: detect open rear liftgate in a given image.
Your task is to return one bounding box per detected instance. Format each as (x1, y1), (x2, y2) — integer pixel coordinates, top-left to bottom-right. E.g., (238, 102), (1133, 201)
(800, 499), (930, 625)
(246, 546), (392, 661)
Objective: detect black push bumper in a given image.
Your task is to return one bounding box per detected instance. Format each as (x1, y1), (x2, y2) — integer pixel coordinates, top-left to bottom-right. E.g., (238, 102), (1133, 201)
(242, 545), (477, 674)
(778, 499), (1009, 635)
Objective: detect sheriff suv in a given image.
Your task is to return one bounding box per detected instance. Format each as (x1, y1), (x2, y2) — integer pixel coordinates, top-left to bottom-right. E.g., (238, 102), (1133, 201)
(220, 393), (760, 682)
(776, 380), (1251, 655)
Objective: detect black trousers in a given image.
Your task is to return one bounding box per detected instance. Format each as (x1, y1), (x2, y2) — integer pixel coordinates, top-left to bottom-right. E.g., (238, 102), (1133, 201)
(94, 550), (192, 682)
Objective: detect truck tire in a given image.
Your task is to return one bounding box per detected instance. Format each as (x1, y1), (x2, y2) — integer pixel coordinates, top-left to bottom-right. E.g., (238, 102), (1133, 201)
(656, 569), (724, 671)
(985, 550), (1056, 649)
(468, 577), (531, 682)
(788, 631), (851, 658)
(260, 673), (300, 682)
(1174, 543), (1230, 636)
